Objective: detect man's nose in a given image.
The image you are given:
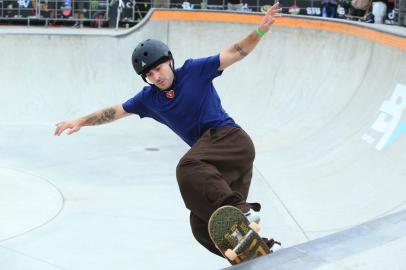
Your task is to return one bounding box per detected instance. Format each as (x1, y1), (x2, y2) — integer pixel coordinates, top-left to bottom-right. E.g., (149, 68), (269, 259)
(152, 72), (161, 82)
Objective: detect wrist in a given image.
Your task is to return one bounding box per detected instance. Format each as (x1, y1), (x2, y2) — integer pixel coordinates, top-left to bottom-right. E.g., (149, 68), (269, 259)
(258, 25), (268, 33)
(77, 118), (85, 127)
(255, 28), (267, 38)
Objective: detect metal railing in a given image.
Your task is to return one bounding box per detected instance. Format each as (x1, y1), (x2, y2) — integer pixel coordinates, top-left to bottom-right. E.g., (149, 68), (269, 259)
(0, 0), (110, 26)
(0, 0), (403, 27)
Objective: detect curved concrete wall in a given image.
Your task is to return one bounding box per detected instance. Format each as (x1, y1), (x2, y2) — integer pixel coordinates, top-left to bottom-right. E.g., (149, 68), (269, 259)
(0, 10), (405, 270)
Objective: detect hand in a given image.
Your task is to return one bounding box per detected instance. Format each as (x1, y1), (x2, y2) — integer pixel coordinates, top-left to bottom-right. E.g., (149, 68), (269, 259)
(54, 119), (82, 136)
(259, 2), (282, 33)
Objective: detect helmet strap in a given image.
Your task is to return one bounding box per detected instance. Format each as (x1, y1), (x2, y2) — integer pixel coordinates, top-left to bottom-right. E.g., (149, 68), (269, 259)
(165, 58), (176, 91)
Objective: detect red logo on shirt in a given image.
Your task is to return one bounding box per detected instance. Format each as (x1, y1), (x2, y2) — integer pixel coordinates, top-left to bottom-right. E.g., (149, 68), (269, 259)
(166, 90), (175, 99)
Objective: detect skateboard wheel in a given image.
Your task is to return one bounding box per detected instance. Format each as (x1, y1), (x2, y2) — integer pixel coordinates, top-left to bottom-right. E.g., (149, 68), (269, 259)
(249, 222), (261, 233)
(225, 249), (238, 261)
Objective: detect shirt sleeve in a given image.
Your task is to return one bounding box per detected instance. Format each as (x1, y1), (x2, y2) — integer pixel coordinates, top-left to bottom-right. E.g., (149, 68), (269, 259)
(122, 90), (149, 118)
(184, 54), (223, 81)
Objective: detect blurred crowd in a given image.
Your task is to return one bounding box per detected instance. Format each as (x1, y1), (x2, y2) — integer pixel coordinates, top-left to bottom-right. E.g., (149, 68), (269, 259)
(321, 0), (391, 23)
(0, 0), (404, 28)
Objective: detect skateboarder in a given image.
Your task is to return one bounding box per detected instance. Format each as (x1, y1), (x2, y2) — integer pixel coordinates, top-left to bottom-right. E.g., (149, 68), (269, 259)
(54, 4), (282, 258)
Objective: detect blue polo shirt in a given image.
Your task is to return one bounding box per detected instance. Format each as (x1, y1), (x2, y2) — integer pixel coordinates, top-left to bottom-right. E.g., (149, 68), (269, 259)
(122, 54), (239, 146)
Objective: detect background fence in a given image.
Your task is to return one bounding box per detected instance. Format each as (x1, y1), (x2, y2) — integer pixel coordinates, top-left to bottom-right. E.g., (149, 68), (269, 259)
(0, 0), (404, 27)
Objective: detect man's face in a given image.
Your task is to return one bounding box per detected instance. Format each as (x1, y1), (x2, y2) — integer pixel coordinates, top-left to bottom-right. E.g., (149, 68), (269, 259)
(145, 60), (174, 90)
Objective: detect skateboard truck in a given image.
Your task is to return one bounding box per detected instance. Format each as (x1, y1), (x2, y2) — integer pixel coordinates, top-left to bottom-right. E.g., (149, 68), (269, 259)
(225, 222), (261, 261)
(208, 206), (271, 265)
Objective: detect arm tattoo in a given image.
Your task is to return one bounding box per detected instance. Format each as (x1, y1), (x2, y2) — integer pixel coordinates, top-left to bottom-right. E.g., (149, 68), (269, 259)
(83, 107), (116, 126)
(234, 44), (248, 57)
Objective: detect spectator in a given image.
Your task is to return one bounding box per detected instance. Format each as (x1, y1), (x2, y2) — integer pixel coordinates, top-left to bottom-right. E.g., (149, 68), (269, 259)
(322, 0), (338, 17)
(349, 0), (371, 17)
(73, 0), (87, 28)
(227, 0), (243, 11)
(372, 0), (388, 23)
(339, 0), (352, 16)
(181, 2), (194, 9)
(38, 0), (57, 20)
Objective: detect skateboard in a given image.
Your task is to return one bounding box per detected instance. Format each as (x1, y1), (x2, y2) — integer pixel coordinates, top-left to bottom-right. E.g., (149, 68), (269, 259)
(208, 206), (270, 265)
(345, 13), (372, 22)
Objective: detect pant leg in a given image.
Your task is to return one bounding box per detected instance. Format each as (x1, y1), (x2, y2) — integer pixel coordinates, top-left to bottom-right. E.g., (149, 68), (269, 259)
(190, 212), (223, 257)
(322, 4), (328, 17)
(176, 157), (248, 222)
(176, 126), (255, 222)
(188, 165), (255, 257)
(328, 4), (337, 17)
(176, 126), (256, 255)
(230, 165), (253, 201)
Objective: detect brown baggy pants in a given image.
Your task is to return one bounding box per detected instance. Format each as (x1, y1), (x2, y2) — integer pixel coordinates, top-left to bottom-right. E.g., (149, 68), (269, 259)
(176, 126), (255, 257)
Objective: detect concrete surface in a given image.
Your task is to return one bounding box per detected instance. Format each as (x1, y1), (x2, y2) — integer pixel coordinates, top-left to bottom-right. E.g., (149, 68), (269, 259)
(224, 208), (406, 269)
(0, 10), (405, 270)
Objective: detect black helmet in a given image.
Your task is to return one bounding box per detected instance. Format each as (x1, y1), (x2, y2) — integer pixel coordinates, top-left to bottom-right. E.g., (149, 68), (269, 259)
(132, 39), (173, 75)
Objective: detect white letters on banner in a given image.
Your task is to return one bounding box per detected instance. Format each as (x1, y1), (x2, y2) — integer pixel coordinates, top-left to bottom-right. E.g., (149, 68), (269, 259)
(306, 7), (321, 15)
(18, 0), (30, 8)
(362, 84), (406, 151)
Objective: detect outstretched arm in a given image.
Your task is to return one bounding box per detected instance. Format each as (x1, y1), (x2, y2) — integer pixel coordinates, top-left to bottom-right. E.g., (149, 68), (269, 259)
(218, 3), (281, 71)
(54, 104), (130, 136)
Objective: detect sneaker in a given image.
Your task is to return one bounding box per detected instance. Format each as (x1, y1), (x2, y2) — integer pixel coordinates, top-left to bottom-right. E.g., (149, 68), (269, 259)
(244, 209), (261, 224)
(263, 238), (282, 253)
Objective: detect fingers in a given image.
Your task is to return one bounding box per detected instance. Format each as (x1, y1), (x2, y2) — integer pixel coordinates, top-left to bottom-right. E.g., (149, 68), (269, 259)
(266, 2), (282, 16)
(270, 2), (280, 10)
(54, 122), (64, 136)
(268, 4), (282, 16)
(54, 123), (67, 136)
(54, 121), (77, 136)
(262, 3), (282, 27)
(67, 126), (79, 135)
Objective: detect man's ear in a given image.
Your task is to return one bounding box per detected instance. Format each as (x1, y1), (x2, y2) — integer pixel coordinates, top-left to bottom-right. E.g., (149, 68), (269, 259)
(169, 59), (175, 70)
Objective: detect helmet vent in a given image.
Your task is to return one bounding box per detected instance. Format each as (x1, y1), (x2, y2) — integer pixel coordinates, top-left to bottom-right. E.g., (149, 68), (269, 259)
(144, 52), (148, 57)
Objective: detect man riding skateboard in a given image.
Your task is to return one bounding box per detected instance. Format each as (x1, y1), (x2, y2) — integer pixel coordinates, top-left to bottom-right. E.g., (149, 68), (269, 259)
(54, 3), (282, 262)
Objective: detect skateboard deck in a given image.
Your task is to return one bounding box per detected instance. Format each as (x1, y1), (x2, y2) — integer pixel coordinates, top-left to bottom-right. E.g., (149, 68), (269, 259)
(345, 13), (375, 23)
(345, 14), (369, 21)
(208, 206), (270, 265)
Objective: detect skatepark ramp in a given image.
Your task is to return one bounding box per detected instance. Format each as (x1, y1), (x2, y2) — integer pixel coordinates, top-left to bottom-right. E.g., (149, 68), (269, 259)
(0, 9), (405, 270)
(224, 208), (406, 269)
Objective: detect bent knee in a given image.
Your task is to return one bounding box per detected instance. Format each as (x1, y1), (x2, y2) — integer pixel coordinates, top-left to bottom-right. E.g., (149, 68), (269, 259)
(176, 158), (199, 186)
